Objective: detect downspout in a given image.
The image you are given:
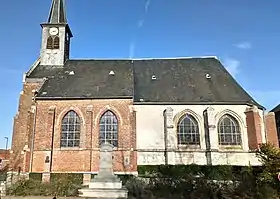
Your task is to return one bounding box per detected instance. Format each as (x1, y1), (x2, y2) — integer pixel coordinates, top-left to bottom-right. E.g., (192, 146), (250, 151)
(50, 109), (56, 173)
(89, 111), (93, 172)
(29, 94), (37, 172)
(163, 110), (168, 165)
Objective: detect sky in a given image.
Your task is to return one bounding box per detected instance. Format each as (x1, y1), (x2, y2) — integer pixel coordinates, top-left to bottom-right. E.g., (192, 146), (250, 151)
(0, 0), (279, 149)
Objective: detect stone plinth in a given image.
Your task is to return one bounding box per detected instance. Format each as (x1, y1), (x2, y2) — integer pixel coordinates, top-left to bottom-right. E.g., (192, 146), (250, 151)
(79, 143), (128, 199)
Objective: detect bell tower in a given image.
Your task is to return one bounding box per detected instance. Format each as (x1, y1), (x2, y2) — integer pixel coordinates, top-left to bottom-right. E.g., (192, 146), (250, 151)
(40, 0), (73, 66)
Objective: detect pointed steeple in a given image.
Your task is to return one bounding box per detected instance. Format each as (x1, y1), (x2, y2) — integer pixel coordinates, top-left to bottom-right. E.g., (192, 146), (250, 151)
(48, 0), (67, 24)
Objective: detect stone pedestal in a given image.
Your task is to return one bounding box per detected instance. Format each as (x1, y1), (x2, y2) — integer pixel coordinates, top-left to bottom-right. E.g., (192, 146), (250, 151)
(0, 182), (6, 197)
(42, 173), (51, 183)
(83, 174), (92, 185)
(79, 143), (128, 199)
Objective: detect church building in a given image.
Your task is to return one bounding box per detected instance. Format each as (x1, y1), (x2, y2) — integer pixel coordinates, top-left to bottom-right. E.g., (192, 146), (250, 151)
(10, 0), (278, 182)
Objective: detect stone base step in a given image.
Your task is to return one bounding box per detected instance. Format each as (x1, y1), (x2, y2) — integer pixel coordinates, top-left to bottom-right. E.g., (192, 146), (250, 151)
(79, 187), (128, 199)
(89, 181), (122, 189)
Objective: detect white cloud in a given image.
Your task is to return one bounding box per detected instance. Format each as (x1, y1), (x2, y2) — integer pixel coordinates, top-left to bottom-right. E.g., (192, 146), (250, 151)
(145, 0), (151, 13)
(130, 0), (152, 58)
(138, 19), (145, 28)
(223, 58), (240, 78)
(129, 42), (135, 59)
(234, 42), (252, 49)
(137, 0), (152, 29)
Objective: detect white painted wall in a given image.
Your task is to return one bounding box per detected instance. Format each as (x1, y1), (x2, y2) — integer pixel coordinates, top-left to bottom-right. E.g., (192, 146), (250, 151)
(135, 104), (266, 166)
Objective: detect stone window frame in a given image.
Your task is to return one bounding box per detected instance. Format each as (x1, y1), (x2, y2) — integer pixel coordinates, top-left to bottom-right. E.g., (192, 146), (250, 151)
(99, 110), (119, 147)
(60, 110), (81, 148)
(215, 109), (246, 150)
(46, 36), (60, 49)
(177, 114), (200, 145)
(95, 106), (122, 150)
(173, 109), (204, 149)
(57, 106), (86, 150)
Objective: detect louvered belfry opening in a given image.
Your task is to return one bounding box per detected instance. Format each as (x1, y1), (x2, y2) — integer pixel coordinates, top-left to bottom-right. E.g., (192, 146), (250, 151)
(46, 36), (60, 49)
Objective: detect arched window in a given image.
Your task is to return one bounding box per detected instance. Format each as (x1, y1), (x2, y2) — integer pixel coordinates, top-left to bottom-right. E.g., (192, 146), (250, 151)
(53, 36), (60, 49)
(218, 114), (241, 145)
(177, 114), (200, 145)
(46, 36), (60, 49)
(46, 36), (53, 49)
(60, 111), (81, 148)
(99, 111), (118, 147)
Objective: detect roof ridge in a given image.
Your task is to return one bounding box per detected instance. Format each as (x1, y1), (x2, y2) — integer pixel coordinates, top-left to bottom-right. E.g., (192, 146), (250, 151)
(67, 56), (218, 61)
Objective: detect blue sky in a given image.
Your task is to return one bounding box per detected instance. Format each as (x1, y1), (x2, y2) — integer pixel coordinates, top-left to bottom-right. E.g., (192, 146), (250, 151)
(0, 0), (279, 149)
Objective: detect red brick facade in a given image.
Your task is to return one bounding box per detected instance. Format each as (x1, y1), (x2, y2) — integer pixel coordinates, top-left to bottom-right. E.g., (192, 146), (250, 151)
(245, 106), (279, 150)
(0, 149), (10, 169)
(31, 99), (137, 174)
(245, 106), (263, 150)
(10, 81), (43, 172)
(265, 112), (279, 148)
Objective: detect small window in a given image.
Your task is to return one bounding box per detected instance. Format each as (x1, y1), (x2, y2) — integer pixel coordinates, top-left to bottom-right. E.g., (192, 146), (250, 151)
(53, 36), (60, 49)
(46, 36), (60, 49)
(45, 156), (50, 163)
(46, 36), (53, 49)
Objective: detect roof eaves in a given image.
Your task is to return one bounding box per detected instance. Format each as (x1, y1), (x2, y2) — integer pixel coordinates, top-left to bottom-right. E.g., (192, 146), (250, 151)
(25, 57), (41, 77)
(133, 101), (265, 109)
(35, 96), (133, 100)
(270, 104), (280, 113)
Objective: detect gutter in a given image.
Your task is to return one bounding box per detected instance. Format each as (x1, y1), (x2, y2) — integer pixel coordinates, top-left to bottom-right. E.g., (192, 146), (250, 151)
(35, 96), (133, 100)
(132, 101), (265, 109)
(163, 110), (168, 165)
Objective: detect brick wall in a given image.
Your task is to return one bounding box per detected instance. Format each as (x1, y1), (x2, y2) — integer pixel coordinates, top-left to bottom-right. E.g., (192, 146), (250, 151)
(0, 150), (9, 160)
(31, 99), (137, 174)
(245, 106), (262, 150)
(10, 80), (43, 171)
(0, 150), (10, 169)
(265, 112), (279, 147)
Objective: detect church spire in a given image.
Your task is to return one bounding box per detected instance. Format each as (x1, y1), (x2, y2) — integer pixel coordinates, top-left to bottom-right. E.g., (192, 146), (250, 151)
(40, 0), (72, 66)
(48, 0), (67, 24)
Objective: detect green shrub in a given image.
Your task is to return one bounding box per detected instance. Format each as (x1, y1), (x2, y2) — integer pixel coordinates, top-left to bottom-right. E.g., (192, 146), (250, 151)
(125, 177), (152, 199)
(29, 173), (42, 181)
(7, 173), (83, 197)
(7, 179), (49, 196)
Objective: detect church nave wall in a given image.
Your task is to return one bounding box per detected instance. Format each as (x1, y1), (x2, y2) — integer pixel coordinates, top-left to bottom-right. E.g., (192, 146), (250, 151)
(30, 99), (137, 174)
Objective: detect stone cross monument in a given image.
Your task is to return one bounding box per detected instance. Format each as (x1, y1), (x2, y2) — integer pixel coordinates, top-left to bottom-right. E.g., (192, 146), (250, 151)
(93, 143), (119, 181)
(79, 143), (128, 198)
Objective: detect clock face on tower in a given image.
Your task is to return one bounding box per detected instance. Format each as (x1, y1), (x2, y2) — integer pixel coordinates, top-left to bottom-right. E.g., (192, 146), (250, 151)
(49, 27), (59, 36)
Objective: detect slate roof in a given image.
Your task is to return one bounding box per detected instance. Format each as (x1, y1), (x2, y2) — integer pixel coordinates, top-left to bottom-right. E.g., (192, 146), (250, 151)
(28, 57), (262, 108)
(48, 0), (67, 24)
(29, 60), (133, 99)
(271, 104), (280, 113)
(133, 58), (260, 106)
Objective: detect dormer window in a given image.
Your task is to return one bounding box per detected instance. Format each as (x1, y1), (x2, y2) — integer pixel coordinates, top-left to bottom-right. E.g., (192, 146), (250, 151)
(46, 36), (60, 49)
